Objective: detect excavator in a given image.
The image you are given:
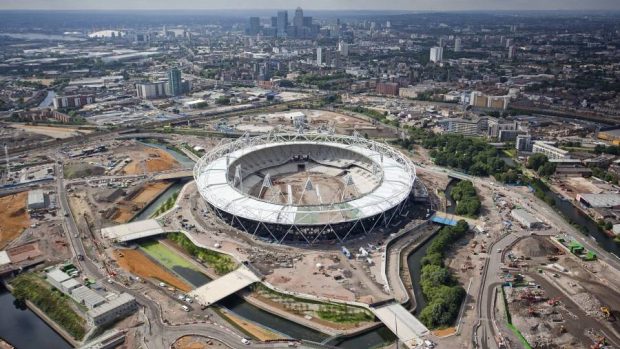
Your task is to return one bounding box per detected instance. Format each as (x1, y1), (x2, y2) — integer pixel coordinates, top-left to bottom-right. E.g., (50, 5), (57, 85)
(601, 306), (616, 322)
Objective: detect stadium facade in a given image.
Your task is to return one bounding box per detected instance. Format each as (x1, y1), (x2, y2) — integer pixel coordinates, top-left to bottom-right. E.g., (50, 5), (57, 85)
(194, 133), (416, 243)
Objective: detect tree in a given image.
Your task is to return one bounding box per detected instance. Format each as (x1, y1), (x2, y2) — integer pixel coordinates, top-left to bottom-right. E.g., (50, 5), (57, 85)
(538, 162), (557, 177)
(527, 153), (548, 170)
(215, 96), (230, 105)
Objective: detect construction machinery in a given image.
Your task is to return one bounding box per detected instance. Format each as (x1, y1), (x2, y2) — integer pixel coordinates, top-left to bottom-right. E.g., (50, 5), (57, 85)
(601, 306), (616, 322)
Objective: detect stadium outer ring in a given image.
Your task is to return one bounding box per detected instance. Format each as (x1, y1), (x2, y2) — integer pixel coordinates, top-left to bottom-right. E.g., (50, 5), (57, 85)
(194, 133), (416, 243)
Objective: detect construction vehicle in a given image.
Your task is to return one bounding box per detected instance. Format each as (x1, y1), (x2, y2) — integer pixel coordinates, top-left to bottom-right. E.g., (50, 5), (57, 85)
(601, 306), (616, 322)
(591, 336), (607, 349)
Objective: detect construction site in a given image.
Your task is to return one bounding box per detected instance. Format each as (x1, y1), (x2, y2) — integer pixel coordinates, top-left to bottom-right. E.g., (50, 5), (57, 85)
(500, 234), (620, 349)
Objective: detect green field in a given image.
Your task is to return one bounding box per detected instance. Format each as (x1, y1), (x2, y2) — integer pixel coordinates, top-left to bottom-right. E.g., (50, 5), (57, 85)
(139, 240), (198, 272)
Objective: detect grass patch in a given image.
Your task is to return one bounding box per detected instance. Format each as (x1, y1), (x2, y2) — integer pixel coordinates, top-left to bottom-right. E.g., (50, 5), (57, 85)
(150, 191), (179, 218)
(168, 232), (236, 275)
(253, 284), (373, 325)
(139, 239), (198, 272)
(11, 273), (86, 340)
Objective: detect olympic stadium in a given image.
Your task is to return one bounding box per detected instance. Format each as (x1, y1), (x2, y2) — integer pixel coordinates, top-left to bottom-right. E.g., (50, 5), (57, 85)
(194, 133), (416, 243)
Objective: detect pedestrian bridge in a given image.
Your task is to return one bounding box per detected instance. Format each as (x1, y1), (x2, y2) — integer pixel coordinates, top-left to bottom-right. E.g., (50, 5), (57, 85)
(190, 265), (261, 306)
(101, 219), (166, 242)
(371, 302), (429, 348)
(154, 170), (194, 180)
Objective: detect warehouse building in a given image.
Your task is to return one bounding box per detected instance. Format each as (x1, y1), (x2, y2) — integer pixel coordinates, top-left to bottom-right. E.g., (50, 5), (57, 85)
(27, 190), (48, 211)
(46, 268), (73, 292)
(511, 209), (541, 229)
(87, 293), (138, 326)
(72, 285), (107, 309)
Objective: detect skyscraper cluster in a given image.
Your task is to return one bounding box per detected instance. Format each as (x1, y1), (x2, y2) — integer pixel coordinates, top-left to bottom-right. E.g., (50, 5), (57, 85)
(247, 7), (319, 38)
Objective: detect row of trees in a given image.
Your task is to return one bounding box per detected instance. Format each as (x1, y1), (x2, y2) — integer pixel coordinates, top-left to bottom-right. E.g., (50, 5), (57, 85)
(12, 273), (86, 339)
(450, 180), (482, 217)
(594, 144), (620, 155)
(526, 153), (556, 177)
(168, 232), (236, 275)
(396, 128), (509, 177)
(418, 221), (469, 328)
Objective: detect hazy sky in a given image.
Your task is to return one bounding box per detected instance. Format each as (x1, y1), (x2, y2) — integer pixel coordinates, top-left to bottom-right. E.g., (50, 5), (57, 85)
(1, 0), (619, 11)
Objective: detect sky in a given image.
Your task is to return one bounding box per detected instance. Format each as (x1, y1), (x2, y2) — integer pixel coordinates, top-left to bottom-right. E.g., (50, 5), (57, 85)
(1, 0), (619, 11)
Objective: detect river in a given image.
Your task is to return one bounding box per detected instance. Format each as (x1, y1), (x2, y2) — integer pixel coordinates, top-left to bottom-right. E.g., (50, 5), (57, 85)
(542, 187), (620, 255)
(0, 286), (71, 349)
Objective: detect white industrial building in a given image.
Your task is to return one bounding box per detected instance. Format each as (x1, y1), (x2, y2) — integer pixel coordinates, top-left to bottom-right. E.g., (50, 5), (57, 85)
(511, 209), (541, 229)
(27, 190), (48, 210)
(87, 293), (138, 326)
(72, 286), (107, 309)
(46, 268), (73, 292)
(532, 141), (570, 160)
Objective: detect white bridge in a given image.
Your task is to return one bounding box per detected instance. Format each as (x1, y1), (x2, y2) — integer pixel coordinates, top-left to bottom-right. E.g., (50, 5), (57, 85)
(189, 265), (261, 306)
(371, 302), (429, 348)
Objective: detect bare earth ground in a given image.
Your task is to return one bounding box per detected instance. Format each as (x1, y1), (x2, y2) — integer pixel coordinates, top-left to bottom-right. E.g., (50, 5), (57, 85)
(114, 249), (192, 292)
(9, 124), (92, 139)
(0, 192), (30, 249)
(217, 310), (283, 341)
(172, 335), (227, 349)
(122, 147), (180, 175)
(113, 181), (171, 223)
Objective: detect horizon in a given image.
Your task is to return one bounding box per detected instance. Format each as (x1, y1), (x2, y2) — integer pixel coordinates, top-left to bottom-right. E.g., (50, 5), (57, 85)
(1, 0), (620, 12)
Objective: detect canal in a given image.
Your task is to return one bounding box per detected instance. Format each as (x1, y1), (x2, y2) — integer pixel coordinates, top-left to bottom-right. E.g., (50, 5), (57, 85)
(132, 179), (188, 221)
(0, 285), (71, 349)
(542, 186), (620, 255)
(139, 141), (195, 169)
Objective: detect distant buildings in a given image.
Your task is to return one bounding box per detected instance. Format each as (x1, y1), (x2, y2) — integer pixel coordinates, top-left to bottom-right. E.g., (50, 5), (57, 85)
(135, 82), (167, 99)
(430, 46), (443, 63)
(508, 45), (517, 60)
(470, 91), (510, 110)
(53, 95), (94, 110)
(454, 38), (462, 52)
(516, 134), (533, 152)
(532, 141), (570, 160)
(376, 82), (400, 96)
(247, 17), (261, 35)
(168, 67), (183, 96)
(249, 8), (317, 38)
(316, 47), (324, 66)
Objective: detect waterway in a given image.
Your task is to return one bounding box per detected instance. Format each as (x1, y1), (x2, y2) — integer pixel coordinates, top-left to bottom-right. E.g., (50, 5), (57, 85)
(131, 179), (187, 221)
(0, 285), (71, 349)
(139, 141), (195, 169)
(542, 186), (620, 255)
(38, 90), (56, 108)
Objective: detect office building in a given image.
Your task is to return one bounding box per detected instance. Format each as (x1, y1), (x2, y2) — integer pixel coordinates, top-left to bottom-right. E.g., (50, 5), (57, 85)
(87, 293), (138, 326)
(487, 118), (518, 139)
(276, 11), (288, 37)
(338, 41), (349, 56)
(248, 17), (260, 35)
(167, 67), (183, 96)
(532, 141), (570, 160)
(53, 95), (94, 110)
(135, 82), (167, 99)
(508, 45), (517, 60)
(430, 46), (443, 63)
(375, 82), (400, 96)
(293, 7), (304, 29)
(516, 135), (533, 152)
(454, 38), (462, 52)
(316, 47), (324, 66)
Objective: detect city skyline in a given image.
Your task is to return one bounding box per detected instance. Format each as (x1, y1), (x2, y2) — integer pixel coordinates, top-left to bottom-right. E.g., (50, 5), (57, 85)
(2, 0), (620, 11)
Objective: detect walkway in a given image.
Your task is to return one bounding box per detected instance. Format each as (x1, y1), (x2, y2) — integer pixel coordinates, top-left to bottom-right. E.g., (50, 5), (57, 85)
(190, 266), (261, 306)
(371, 302), (429, 348)
(101, 219), (165, 242)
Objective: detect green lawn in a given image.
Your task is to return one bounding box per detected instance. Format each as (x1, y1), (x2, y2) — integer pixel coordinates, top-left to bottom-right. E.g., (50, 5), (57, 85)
(139, 240), (198, 272)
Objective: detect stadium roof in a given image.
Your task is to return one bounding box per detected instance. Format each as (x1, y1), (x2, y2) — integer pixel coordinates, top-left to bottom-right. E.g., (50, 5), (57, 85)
(195, 135), (415, 226)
